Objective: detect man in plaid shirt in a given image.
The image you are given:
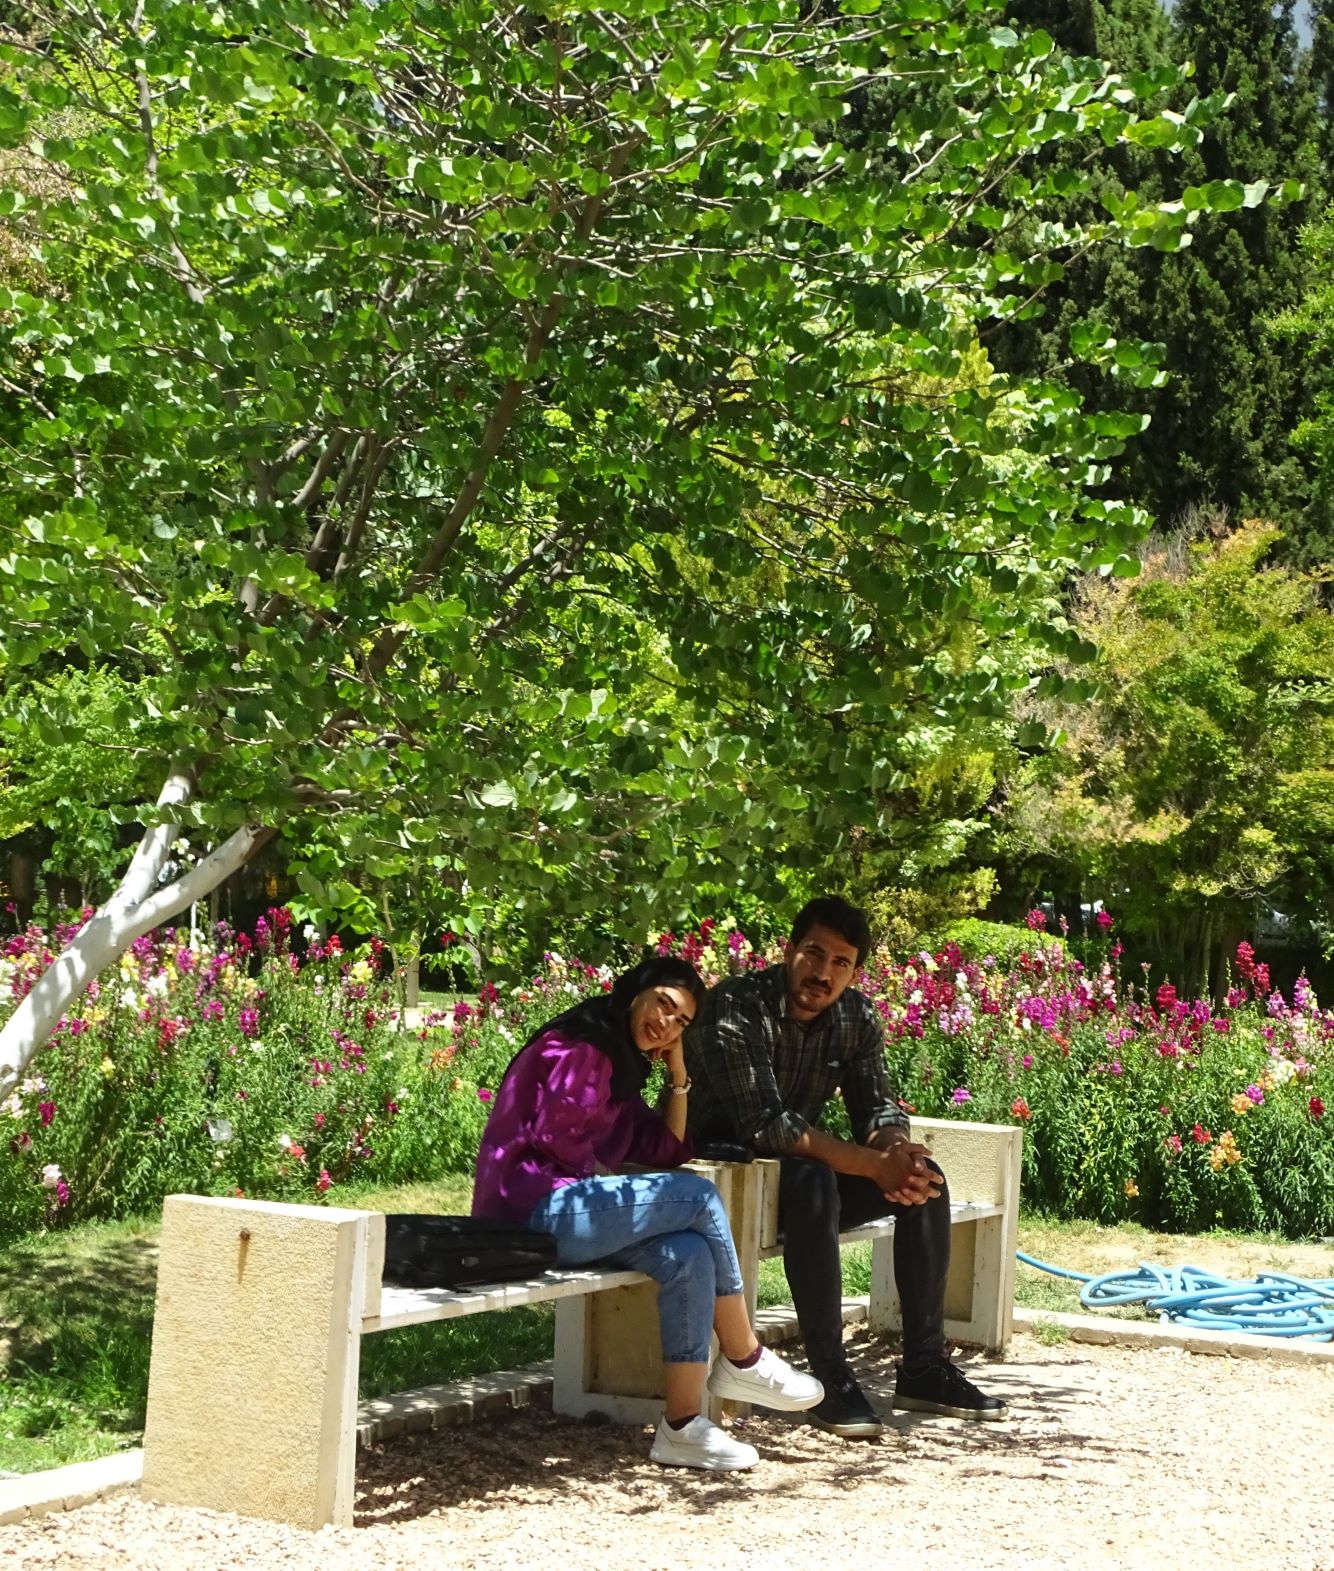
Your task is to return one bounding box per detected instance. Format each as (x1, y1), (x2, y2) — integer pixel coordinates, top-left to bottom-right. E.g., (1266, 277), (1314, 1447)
(684, 894), (1006, 1435)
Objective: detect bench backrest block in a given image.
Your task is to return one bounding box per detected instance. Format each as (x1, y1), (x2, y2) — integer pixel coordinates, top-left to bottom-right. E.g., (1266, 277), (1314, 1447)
(142, 1194), (370, 1530)
(910, 1117), (1021, 1209)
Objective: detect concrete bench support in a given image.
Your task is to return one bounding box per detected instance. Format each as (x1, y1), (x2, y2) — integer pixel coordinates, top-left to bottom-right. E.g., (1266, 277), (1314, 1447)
(141, 1195), (376, 1532)
(864, 1117), (1023, 1350)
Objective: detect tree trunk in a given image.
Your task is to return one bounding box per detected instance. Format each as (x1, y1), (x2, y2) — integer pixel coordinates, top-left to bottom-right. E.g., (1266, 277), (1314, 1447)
(0, 769), (272, 1095)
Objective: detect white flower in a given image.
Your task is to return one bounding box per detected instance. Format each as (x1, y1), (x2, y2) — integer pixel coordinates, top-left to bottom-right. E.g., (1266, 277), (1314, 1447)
(1021, 1017), (1033, 1032)
(206, 1118), (233, 1143)
(2, 1093), (21, 1118)
(1273, 1060), (1296, 1085)
(303, 923), (319, 942)
(955, 971), (969, 991)
(908, 990), (924, 1006)
(41, 1163), (62, 1189)
(120, 988), (142, 1012)
(20, 1076), (45, 1096)
(145, 973), (169, 999)
(278, 1133), (292, 1151)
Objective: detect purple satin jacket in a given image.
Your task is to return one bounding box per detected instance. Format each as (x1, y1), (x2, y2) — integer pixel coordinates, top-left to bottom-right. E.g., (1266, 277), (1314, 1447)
(470, 1028), (693, 1225)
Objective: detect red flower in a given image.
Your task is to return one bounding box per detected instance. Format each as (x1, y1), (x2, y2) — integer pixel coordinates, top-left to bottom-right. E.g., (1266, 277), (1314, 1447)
(1010, 1096), (1032, 1122)
(1191, 1122), (1212, 1145)
(37, 1100), (56, 1127)
(1311, 1098), (1326, 1120)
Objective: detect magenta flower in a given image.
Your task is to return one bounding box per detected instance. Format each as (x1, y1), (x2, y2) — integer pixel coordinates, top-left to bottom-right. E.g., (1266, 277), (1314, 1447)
(1095, 910), (1114, 932)
(238, 1006), (260, 1038)
(1024, 909), (1047, 932)
(1245, 1084), (1264, 1105)
(951, 1087), (971, 1106)
(477, 1088), (493, 1103)
(38, 1100), (56, 1127)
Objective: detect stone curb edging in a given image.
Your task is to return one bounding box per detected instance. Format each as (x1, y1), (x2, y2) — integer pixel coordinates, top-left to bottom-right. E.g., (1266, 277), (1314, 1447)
(9, 1297), (1330, 1524)
(1012, 1305), (1334, 1364)
(0, 1450), (143, 1528)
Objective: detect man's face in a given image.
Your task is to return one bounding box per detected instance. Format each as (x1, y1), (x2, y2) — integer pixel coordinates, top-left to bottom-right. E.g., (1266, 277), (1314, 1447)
(784, 922), (860, 1021)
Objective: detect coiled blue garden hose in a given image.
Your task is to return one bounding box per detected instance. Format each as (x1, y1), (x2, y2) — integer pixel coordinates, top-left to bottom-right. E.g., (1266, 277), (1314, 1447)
(1016, 1250), (1334, 1340)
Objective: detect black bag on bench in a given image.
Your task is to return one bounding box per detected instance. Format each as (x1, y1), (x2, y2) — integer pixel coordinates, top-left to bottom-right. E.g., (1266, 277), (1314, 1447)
(381, 1215), (559, 1290)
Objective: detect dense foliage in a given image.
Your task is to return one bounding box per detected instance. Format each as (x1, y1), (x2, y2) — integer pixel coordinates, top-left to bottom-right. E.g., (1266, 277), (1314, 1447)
(4, 909), (1331, 1245)
(998, 0), (1326, 552)
(1000, 521), (1334, 994)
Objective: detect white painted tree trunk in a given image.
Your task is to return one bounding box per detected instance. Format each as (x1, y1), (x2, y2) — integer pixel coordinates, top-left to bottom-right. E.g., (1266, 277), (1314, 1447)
(0, 769), (268, 1096)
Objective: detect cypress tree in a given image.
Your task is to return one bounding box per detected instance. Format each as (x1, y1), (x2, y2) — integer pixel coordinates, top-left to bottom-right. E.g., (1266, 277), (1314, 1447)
(994, 1), (1322, 543)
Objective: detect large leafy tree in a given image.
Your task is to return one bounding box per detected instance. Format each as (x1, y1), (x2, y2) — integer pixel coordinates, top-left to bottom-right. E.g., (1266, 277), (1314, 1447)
(0, 1), (1237, 1090)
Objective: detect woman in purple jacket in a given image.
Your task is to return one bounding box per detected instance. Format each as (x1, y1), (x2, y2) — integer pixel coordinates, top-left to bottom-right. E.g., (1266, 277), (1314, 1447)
(473, 954), (822, 1471)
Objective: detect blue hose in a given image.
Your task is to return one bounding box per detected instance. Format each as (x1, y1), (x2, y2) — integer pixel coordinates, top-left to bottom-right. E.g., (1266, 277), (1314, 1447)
(1016, 1250), (1334, 1340)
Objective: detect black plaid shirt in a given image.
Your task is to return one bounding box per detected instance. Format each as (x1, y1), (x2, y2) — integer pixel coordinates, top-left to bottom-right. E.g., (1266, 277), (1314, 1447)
(682, 965), (909, 1156)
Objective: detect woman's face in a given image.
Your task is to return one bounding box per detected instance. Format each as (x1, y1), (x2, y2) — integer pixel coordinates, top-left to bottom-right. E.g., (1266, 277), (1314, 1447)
(629, 983), (697, 1059)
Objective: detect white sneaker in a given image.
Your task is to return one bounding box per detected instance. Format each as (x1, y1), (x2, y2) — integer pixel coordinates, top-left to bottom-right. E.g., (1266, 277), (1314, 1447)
(649, 1414), (759, 1471)
(706, 1347), (825, 1412)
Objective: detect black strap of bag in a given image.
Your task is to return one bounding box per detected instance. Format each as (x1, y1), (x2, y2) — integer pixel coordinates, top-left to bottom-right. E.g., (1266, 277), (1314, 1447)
(381, 1214), (558, 1290)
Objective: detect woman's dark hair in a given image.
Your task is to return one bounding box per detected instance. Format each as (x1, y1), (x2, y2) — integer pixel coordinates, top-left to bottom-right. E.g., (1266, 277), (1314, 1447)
(513, 951), (706, 1101)
(789, 895), (872, 968)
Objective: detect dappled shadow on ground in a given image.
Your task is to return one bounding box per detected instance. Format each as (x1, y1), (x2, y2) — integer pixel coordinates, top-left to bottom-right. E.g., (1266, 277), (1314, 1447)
(0, 1231), (159, 1427)
(354, 1330), (1123, 1528)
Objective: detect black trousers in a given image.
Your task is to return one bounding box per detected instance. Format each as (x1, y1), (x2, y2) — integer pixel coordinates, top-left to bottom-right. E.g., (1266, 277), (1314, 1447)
(777, 1156), (950, 1375)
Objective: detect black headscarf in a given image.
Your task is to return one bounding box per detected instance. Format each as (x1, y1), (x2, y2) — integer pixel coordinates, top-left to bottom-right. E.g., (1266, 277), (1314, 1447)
(512, 952), (706, 1102)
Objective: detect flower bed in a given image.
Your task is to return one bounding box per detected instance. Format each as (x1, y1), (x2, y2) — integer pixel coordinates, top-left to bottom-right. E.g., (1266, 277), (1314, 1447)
(3, 910), (1332, 1243)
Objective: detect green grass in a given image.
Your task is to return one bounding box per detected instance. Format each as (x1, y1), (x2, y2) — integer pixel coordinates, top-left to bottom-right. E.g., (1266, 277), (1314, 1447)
(5, 1200), (1328, 1476)
(0, 1217), (158, 1473)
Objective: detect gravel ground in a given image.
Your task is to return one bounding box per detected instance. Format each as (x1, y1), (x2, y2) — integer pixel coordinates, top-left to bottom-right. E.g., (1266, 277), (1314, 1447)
(3, 1329), (1332, 1571)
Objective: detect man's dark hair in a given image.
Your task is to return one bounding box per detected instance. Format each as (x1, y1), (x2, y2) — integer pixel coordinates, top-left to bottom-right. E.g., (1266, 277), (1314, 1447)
(789, 895), (872, 968)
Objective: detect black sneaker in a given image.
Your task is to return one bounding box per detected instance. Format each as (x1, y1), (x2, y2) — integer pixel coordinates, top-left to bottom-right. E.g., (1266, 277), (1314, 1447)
(893, 1360), (1007, 1421)
(806, 1367), (884, 1438)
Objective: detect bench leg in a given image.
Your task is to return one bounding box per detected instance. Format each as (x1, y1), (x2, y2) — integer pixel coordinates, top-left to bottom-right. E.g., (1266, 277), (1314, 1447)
(553, 1283), (665, 1426)
(867, 1232), (902, 1337)
(141, 1196), (368, 1530)
(942, 1212), (1016, 1353)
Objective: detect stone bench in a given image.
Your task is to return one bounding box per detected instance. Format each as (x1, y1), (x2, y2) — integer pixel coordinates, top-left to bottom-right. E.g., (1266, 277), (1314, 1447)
(140, 1117), (1020, 1530)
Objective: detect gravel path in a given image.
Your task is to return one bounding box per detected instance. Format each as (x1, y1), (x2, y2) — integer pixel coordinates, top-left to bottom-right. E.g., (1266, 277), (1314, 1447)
(3, 1329), (1332, 1571)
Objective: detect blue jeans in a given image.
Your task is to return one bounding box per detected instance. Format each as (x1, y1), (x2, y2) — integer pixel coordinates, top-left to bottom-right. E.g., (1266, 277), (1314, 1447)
(527, 1171), (744, 1364)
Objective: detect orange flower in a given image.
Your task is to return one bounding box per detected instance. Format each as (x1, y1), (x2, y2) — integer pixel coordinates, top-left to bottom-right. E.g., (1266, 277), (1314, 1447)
(1124, 1179), (1139, 1198)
